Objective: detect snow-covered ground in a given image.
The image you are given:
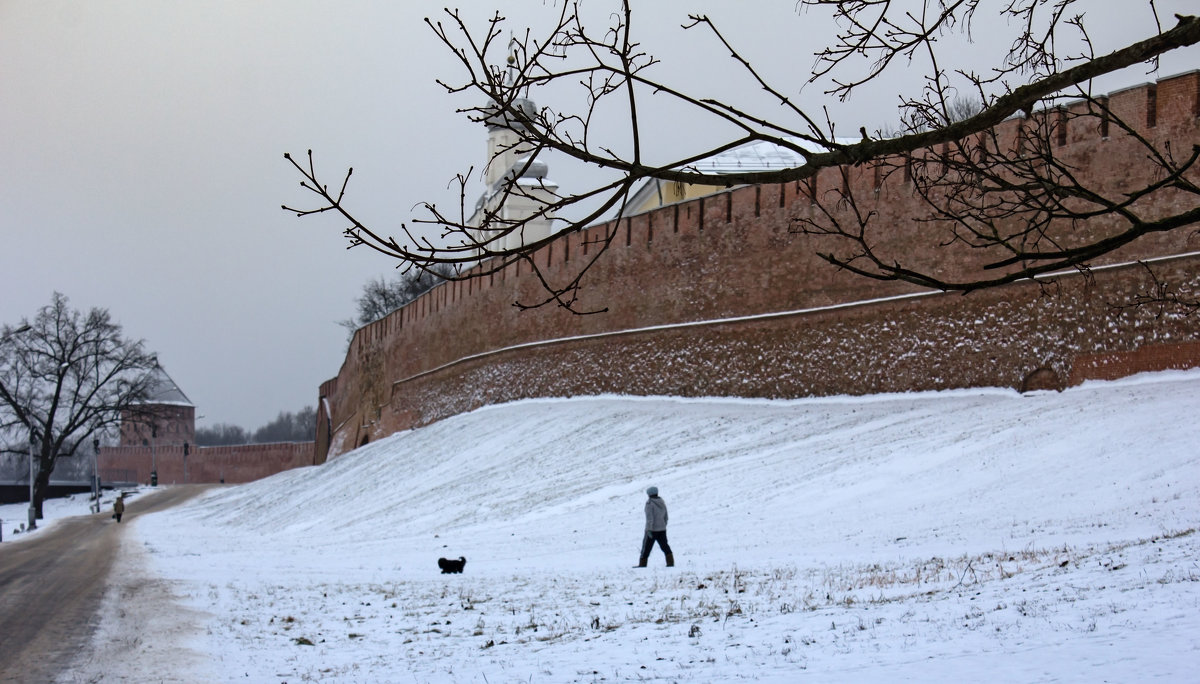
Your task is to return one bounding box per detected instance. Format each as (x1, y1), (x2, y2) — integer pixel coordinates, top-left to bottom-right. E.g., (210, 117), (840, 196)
(14, 371), (1200, 682)
(0, 489), (114, 542)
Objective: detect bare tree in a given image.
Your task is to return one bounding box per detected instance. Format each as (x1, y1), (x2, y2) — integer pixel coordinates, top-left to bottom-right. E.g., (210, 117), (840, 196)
(338, 264), (454, 339)
(284, 1), (1200, 313)
(196, 406), (317, 446)
(194, 422), (250, 447)
(0, 293), (158, 526)
(252, 406), (316, 444)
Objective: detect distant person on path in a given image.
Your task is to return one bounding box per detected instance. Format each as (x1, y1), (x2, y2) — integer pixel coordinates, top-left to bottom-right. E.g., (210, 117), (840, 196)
(637, 486), (673, 567)
(112, 494), (125, 523)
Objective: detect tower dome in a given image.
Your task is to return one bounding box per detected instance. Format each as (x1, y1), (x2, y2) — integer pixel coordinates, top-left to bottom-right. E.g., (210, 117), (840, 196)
(483, 97), (538, 131)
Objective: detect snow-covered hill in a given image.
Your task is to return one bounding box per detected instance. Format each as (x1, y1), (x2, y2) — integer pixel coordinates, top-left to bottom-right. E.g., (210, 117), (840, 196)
(73, 371), (1200, 682)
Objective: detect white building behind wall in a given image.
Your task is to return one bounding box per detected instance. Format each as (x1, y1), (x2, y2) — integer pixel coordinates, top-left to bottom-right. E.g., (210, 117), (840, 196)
(468, 96), (559, 255)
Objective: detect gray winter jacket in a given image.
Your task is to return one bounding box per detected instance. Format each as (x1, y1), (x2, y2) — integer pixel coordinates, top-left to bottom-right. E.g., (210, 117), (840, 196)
(644, 495), (668, 532)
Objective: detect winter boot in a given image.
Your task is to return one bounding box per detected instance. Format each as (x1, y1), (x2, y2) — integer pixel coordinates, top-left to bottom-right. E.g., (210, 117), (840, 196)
(636, 557), (648, 568)
(665, 553), (674, 567)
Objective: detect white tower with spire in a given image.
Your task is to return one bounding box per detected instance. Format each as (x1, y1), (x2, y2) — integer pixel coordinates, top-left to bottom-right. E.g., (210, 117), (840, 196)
(467, 43), (559, 256)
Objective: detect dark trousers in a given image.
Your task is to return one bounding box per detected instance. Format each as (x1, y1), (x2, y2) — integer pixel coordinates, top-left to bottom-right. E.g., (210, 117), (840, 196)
(640, 530), (672, 559)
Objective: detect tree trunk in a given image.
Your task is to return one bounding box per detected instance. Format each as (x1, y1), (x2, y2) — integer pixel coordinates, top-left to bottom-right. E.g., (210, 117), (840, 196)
(32, 461), (53, 520)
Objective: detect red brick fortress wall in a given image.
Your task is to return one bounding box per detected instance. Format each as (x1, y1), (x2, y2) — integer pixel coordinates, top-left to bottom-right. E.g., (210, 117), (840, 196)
(318, 73), (1200, 461)
(98, 442), (315, 485)
(387, 254), (1200, 430)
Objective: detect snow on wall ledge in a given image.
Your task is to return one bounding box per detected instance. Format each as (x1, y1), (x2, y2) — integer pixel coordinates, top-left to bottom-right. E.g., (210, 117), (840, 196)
(318, 72), (1200, 461)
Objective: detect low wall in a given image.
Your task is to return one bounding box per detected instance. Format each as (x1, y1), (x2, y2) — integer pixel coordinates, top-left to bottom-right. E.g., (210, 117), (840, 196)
(98, 442), (315, 485)
(1071, 340), (1200, 384)
(0, 483), (92, 505)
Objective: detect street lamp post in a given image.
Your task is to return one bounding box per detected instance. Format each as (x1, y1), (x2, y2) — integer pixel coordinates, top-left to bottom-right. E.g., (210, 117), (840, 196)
(4, 324), (31, 338)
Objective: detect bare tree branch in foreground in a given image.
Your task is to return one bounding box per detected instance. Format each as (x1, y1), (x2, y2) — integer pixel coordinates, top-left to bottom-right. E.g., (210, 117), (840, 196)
(285, 1), (1200, 312)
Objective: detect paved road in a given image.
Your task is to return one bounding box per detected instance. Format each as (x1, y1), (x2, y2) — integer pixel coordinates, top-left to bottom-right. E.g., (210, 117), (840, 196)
(0, 486), (212, 683)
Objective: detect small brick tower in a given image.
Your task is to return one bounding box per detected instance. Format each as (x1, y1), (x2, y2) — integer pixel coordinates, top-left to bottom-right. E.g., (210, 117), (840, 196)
(119, 362), (195, 449)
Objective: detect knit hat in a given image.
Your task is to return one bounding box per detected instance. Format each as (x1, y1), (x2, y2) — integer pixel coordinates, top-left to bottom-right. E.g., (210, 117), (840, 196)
(646, 486), (658, 497)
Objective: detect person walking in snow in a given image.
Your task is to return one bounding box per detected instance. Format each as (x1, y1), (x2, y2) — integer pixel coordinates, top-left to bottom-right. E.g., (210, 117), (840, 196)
(112, 494), (125, 523)
(637, 486), (673, 567)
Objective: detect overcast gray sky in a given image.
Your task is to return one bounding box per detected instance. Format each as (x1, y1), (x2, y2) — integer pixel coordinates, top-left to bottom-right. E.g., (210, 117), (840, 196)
(1, 1), (1195, 430)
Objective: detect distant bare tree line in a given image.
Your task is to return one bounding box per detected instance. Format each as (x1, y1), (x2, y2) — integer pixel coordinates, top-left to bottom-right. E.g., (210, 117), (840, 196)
(195, 406), (316, 447)
(338, 264), (455, 340)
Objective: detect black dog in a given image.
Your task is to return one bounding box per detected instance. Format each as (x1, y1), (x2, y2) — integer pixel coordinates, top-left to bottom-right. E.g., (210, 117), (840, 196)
(438, 556), (467, 574)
